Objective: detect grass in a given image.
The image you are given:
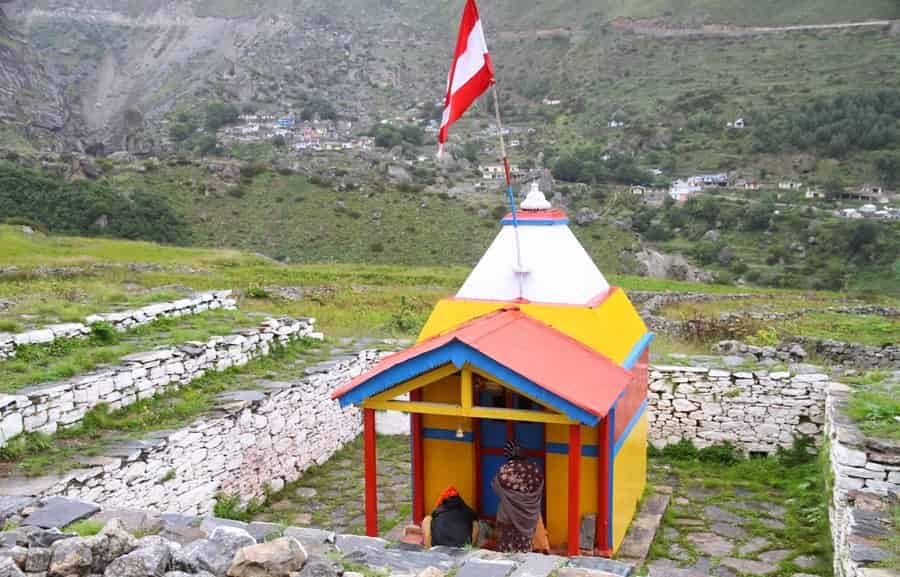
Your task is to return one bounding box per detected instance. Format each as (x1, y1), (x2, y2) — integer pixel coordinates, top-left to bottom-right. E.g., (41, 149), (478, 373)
(0, 337), (322, 476)
(64, 519), (104, 536)
(645, 439), (832, 577)
(845, 372), (900, 440)
(0, 309), (258, 393)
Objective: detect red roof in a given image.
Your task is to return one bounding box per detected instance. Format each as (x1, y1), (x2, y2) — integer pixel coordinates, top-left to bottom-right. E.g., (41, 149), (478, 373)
(333, 309), (632, 421)
(502, 209), (568, 221)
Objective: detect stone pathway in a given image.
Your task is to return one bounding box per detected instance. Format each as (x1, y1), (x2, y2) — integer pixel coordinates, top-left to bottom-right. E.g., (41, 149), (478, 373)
(643, 463), (830, 577)
(251, 434), (413, 537)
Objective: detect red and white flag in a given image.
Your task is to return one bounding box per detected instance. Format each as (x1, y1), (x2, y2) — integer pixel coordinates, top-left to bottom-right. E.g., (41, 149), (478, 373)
(438, 0), (495, 154)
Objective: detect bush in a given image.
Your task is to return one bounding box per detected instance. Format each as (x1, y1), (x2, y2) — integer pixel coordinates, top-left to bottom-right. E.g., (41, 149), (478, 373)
(246, 286), (270, 299)
(659, 438), (699, 460)
(776, 436), (816, 467)
(89, 322), (119, 345)
(698, 442), (741, 465)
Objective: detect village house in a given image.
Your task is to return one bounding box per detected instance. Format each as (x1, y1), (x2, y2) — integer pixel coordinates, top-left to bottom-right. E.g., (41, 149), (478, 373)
(480, 163), (523, 181)
(805, 187), (826, 200)
(542, 97), (562, 106)
(778, 180), (803, 191)
(726, 117), (745, 129)
(669, 179), (702, 203)
(688, 174), (728, 187)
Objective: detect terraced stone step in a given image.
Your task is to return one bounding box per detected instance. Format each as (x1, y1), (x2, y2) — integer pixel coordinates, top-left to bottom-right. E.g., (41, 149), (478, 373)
(0, 290), (237, 361)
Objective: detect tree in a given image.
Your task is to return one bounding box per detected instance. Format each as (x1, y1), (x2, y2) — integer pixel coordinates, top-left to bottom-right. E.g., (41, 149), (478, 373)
(876, 153), (900, 187)
(205, 102), (240, 131)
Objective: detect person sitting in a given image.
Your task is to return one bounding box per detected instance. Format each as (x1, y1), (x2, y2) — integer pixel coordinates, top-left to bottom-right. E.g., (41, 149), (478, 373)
(422, 486), (478, 548)
(491, 440), (549, 553)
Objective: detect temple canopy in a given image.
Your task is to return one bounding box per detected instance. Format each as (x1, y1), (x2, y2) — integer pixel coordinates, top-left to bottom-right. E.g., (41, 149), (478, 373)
(332, 308), (632, 425)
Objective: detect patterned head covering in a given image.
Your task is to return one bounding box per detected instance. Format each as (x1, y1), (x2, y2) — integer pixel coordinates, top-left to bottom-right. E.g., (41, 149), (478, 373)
(504, 439), (522, 459)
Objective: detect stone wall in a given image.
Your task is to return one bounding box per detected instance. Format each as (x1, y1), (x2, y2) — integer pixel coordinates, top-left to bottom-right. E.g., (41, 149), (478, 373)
(39, 350), (384, 516)
(648, 365), (827, 454)
(826, 382), (899, 577)
(0, 317), (319, 447)
(0, 290), (238, 361)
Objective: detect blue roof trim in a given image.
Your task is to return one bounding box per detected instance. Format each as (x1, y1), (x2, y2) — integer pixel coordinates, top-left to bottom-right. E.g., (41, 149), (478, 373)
(336, 339), (600, 426)
(622, 332), (655, 370)
(613, 399), (648, 457)
(459, 345), (600, 426)
(500, 218), (569, 226)
(424, 427), (474, 442)
(546, 443), (599, 457)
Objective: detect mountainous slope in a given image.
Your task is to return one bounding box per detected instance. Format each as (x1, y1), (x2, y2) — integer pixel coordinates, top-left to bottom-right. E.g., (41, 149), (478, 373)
(2, 0), (899, 154)
(0, 1), (69, 149)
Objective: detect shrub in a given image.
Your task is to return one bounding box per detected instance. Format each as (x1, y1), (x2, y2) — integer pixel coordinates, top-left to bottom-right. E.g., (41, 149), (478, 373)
(777, 436), (816, 467)
(64, 520), (104, 536)
(369, 241), (384, 253)
(698, 442), (741, 465)
(89, 321), (119, 345)
(246, 286), (270, 299)
(659, 438), (699, 460)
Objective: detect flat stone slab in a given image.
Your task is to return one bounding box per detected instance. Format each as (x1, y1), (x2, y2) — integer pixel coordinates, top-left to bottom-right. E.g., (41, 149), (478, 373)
(456, 557), (517, 577)
(0, 496), (35, 522)
(568, 556), (633, 576)
(720, 557), (779, 575)
(616, 493), (669, 567)
(508, 553), (565, 577)
(217, 390), (266, 403)
(704, 505), (743, 524)
(199, 517), (250, 536)
(0, 475), (68, 497)
(90, 508), (162, 533)
(120, 349), (174, 364)
(335, 534), (388, 554)
(343, 543), (461, 575)
(246, 521), (284, 542)
(647, 561), (708, 577)
(738, 537), (770, 555)
(710, 522), (747, 539)
(686, 532), (733, 556)
(23, 497), (99, 529)
(759, 549), (790, 564)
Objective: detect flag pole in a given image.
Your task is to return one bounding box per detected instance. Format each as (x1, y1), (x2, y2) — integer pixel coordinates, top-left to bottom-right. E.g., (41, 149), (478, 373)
(490, 84), (525, 297)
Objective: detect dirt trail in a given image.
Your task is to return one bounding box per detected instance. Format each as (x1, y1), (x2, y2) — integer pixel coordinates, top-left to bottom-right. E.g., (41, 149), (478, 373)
(608, 17), (898, 37)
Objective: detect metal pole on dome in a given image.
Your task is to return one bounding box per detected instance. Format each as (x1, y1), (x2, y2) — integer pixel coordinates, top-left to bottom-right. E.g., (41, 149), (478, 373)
(490, 84), (525, 298)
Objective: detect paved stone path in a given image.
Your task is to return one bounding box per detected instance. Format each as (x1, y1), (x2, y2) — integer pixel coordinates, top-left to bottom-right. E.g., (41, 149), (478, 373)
(644, 464), (829, 577)
(252, 434), (413, 536)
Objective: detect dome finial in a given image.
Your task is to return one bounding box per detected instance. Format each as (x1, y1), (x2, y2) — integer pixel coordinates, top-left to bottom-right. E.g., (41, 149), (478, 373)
(521, 180), (551, 210)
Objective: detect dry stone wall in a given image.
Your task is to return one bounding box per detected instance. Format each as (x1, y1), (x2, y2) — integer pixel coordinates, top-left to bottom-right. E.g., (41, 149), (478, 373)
(38, 350), (385, 516)
(826, 382), (899, 577)
(0, 317), (319, 448)
(0, 290), (238, 361)
(648, 365), (827, 453)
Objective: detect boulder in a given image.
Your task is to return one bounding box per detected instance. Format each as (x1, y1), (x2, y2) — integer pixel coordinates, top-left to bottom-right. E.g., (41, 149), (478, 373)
(49, 536), (93, 576)
(87, 518), (139, 571)
(175, 527), (254, 577)
(0, 558), (24, 577)
(226, 537), (307, 577)
(103, 544), (171, 577)
(25, 546), (51, 572)
(295, 555), (341, 577)
(0, 546), (25, 568)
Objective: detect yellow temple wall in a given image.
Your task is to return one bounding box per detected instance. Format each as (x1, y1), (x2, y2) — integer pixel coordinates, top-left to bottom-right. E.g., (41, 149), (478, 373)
(545, 423), (600, 549)
(612, 411), (648, 552)
(420, 375), (476, 511)
(418, 291), (647, 366)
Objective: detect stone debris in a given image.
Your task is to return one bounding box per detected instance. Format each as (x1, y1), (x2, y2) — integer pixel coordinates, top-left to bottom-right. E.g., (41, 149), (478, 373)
(0, 290), (237, 362)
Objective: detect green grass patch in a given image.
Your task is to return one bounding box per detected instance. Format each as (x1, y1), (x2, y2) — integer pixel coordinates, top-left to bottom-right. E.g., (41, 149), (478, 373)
(0, 337), (320, 476)
(63, 519), (104, 536)
(846, 374), (900, 440)
(0, 309), (258, 393)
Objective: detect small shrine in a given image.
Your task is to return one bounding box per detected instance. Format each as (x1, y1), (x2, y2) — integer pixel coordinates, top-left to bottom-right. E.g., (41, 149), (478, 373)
(333, 182), (652, 556)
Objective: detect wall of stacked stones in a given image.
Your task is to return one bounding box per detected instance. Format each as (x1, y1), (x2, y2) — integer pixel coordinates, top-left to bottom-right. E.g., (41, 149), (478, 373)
(647, 365), (827, 453)
(826, 382), (899, 577)
(0, 290), (238, 361)
(39, 350), (385, 516)
(0, 317), (319, 447)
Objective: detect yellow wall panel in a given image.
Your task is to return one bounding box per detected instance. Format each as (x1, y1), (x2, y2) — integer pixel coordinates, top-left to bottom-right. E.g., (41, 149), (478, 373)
(612, 412), (648, 553)
(421, 375), (470, 431)
(545, 453), (568, 547)
(423, 438), (475, 512)
(417, 294), (648, 366)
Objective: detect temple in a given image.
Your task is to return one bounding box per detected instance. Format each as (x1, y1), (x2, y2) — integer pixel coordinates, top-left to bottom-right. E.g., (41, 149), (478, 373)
(333, 181), (653, 556)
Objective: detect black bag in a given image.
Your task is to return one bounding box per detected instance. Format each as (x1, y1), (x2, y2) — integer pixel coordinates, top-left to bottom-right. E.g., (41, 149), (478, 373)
(431, 495), (477, 547)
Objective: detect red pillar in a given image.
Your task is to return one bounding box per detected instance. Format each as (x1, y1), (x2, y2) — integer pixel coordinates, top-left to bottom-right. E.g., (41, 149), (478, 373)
(363, 408), (378, 537)
(597, 415), (612, 556)
(567, 424), (582, 556)
(410, 390), (425, 524)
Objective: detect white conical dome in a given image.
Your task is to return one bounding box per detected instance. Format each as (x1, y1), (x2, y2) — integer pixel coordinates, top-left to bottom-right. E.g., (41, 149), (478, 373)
(455, 197), (610, 305)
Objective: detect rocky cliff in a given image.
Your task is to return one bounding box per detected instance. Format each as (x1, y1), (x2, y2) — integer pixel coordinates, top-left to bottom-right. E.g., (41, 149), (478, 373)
(0, 1), (69, 148)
